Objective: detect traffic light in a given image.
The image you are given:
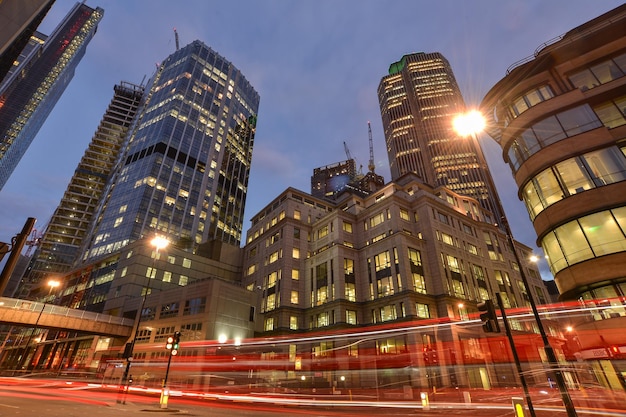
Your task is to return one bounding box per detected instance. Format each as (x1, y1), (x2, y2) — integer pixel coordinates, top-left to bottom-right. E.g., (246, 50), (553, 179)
(165, 332), (181, 356)
(477, 300), (500, 333)
(172, 331), (181, 356)
(165, 335), (174, 350)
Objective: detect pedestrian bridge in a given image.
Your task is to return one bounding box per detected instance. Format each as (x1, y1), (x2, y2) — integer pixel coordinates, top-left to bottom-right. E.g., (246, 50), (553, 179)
(0, 297), (133, 338)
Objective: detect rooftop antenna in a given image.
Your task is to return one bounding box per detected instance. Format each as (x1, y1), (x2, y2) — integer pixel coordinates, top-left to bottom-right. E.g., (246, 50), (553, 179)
(367, 121), (375, 173)
(174, 27), (180, 51)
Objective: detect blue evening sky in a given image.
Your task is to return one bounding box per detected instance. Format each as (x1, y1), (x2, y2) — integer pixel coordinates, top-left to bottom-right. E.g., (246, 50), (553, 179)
(0, 0), (622, 280)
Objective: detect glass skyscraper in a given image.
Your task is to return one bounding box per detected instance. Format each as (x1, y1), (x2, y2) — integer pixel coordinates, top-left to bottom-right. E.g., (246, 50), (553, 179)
(19, 82), (144, 299)
(377, 52), (503, 223)
(81, 40), (259, 261)
(0, 2), (103, 191)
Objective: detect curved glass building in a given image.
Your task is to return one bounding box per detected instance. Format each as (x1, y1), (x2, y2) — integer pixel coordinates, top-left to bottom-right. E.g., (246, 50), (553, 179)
(481, 5), (626, 302)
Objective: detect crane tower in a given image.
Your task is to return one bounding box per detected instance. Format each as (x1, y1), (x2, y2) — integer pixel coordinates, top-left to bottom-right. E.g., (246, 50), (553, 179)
(367, 121), (375, 173)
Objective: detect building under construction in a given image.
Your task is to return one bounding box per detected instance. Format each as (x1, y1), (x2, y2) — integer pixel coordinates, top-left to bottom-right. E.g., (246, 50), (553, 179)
(311, 122), (384, 199)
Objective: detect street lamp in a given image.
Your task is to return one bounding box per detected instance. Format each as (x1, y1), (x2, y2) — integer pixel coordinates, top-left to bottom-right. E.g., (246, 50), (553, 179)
(118, 234), (169, 403)
(18, 279), (60, 370)
(453, 110), (577, 417)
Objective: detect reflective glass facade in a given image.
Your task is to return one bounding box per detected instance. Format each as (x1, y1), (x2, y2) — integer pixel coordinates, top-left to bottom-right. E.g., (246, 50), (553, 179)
(82, 41), (259, 260)
(0, 3), (103, 190)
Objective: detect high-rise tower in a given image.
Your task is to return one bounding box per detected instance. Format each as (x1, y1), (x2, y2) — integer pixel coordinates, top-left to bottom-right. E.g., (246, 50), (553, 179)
(0, 2), (103, 191)
(81, 40), (259, 261)
(0, 0), (55, 84)
(20, 82), (144, 299)
(377, 52), (503, 223)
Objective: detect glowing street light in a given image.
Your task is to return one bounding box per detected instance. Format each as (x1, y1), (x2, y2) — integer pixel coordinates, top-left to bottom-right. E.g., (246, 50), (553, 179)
(119, 234), (170, 404)
(452, 110), (485, 138)
(150, 235), (170, 252)
(17, 279), (61, 370)
(453, 110), (577, 417)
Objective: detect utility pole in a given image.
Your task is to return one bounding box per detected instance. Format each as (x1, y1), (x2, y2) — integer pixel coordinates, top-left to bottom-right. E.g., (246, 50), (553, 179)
(0, 217), (36, 296)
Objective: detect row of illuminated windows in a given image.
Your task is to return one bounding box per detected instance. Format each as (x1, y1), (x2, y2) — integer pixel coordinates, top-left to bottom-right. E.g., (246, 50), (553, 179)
(144, 267), (189, 286)
(262, 301), (433, 332)
(523, 145), (626, 219)
(437, 230), (480, 256)
(136, 322), (203, 346)
(542, 207), (626, 275)
(507, 99), (626, 171)
(435, 209), (476, 236)
(247, 209), (286, 243)
(138, 296), (205, 324)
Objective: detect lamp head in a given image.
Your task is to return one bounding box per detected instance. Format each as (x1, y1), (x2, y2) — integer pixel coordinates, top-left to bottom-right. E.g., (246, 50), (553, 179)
(453, 110), (485, 137)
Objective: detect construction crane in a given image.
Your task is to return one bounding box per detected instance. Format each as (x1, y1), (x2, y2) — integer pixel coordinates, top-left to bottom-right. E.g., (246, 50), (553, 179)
(343, 141), (353, 161)
(24, 228), (43, 256)
(367, 121), (376, 173)
(343, 141), (362, 177)
(174, 28), (180, 51)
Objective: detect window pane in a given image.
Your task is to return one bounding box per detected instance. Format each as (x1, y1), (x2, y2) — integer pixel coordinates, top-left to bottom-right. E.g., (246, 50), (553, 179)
(512, 96), (529, 115)
(613, 206), (626, 235)
(614, 53), (626, 73)
(555, 158), (593, 195)
(555, 221), (594, 265)
(556, 105), (601, 137)
(593, 101), (626, 129)
(541, 232), (567, 274)
(507, 142), (522, 171)
(569, 69), (598, 90)
(538, 85), (554, 100)
(583, 147), (626, 186)
(532, 116), (566, 146)
(580, 211), (626, 256)
(525, 89), (543, 107)
(519, 129), (540, 156)
(590, 60), (624, 84)
(536, 168), (564, 206)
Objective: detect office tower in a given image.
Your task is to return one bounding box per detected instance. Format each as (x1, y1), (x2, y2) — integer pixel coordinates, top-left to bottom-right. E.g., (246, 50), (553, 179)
(481, 4), (626, 303)
(81, 40), (259, 261)
(20, 82), (144, 299)
(377, 53), (503, 224)
(0, 0), (55, 84)
(0, 2), (103, 191)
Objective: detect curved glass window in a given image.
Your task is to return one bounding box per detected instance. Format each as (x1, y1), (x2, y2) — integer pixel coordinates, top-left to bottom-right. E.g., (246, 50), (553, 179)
(506, 104), (604, 172)
(569, 52), (626, 91)
(542, 208), (626, 275)
(522, 145), (626, 219)
(504, 84), (554, 127)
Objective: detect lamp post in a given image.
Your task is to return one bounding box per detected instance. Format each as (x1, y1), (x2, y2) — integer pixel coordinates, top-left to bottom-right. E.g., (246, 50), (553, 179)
(453, 111), (577, 417)
(18, 279), (59, 370)
(118, 235), (169, 404)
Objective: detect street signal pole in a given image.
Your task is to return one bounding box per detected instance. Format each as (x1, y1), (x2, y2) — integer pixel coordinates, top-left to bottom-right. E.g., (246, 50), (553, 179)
(477, 300), (500, 333)
(161, 331), (181, 409)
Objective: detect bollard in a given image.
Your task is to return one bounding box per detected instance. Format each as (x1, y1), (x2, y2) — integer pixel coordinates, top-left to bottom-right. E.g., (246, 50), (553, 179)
(160, 387), (169, 409)
(420, 392), (430, 410)
(512, 397), (525, 417)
